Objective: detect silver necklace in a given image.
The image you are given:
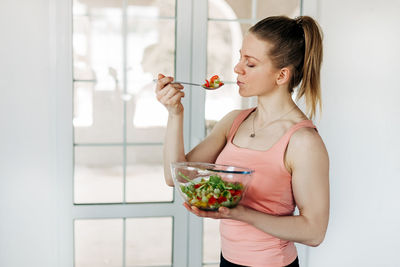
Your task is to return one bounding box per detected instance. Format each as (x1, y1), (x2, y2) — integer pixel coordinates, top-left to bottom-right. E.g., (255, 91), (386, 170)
(250, 105), (297, 138)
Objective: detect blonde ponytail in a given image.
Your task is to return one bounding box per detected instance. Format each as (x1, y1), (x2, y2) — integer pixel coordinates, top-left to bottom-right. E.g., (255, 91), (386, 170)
(295, 16), (323, 120)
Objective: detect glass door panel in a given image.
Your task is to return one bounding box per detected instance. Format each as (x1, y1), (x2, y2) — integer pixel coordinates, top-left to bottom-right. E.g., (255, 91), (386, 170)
(73, 0), (125, 143)
(72, 0), (178, 265)
(74, 219), (124, 267)
(203, 218), (221, 266)
(208, 0), (252, 20)
(126, 17), (175, 143)
(127, 0), (176, 17)
(74, 146), (123, 204)
(126, 145), (173, 202)
(73, 82), (125, 143)
(257, 0), (301, 19)
(73, 0), (176, 205)
(125, 217), (173, 266)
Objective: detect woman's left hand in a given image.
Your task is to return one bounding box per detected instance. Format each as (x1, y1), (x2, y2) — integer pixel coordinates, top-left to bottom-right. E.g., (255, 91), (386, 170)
(183, 202), (247, 220)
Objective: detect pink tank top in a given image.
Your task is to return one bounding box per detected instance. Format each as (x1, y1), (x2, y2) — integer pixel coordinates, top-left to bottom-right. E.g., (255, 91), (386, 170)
(215, 108), (317, 267)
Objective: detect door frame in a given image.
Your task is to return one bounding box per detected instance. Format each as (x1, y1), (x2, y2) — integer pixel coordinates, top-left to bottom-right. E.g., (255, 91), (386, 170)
(53, 0), (205, 266)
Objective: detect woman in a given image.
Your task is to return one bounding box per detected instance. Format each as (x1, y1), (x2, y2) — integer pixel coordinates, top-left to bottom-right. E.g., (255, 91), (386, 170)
(155, 16), (329, 267)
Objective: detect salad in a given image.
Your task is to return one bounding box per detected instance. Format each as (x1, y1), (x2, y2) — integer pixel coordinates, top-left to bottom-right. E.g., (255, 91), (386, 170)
(203, 75), (224, 89)
(178, 172), (244, 211)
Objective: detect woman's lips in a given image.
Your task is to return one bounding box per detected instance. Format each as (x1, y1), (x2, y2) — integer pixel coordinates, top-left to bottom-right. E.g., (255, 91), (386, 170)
(237, 80), (244, 86)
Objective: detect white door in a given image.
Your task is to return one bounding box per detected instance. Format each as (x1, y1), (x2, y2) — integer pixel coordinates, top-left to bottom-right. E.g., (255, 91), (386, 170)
(58, 1), (304, 267)
(70, 0), (193, 266)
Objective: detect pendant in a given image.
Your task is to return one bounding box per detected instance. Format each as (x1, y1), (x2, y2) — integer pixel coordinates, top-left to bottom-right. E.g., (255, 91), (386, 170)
(250, 133), (255, 138)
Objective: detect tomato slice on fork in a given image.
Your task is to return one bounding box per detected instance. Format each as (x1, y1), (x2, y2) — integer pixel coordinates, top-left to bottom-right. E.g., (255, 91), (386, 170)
(210, 75), (219, 83)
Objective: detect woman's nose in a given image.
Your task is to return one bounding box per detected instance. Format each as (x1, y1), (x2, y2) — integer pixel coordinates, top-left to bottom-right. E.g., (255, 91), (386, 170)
(234, 61), (244, 75)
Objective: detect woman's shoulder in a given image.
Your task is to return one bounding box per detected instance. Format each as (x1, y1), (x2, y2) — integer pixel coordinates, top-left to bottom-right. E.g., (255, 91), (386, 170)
(291, 126), (321, 144)
(287, 121), (327, 158)
(288, 110), (320, 143)
(284, 122), (328, 174)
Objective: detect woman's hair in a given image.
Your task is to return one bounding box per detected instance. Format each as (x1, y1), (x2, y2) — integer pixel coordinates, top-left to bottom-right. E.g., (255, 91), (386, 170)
(249, 16), (323, 120)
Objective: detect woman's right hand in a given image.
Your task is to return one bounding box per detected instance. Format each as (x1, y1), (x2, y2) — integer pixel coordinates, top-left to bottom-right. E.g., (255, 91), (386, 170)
(155, 73), (185, 115)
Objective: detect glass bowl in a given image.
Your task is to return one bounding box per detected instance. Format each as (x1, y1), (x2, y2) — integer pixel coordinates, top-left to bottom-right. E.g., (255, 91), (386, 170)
(171, 162), (254, 211)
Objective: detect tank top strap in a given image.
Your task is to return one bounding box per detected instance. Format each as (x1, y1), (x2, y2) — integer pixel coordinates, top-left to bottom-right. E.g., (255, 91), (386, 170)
(227, 108), (256, 142)
(274, 120), (318, 153)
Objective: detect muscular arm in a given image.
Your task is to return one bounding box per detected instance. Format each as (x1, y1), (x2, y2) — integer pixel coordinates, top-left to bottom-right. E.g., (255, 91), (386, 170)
(187, 127), (330, 247)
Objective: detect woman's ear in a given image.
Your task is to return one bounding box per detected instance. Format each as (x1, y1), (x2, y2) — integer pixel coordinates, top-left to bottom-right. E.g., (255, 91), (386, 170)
(276, 67), (291, 85)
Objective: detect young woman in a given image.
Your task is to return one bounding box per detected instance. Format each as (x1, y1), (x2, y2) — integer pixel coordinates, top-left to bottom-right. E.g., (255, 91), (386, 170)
(155, 16), (329, 267)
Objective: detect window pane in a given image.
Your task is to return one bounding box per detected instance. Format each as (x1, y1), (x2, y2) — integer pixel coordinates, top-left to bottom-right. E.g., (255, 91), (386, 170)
(208, 0), (252, 20)
(126, 146), (173, 202)
(74, 219), (123, 267)
(257, 0), (301, 19)
(73, 81), (94, 128)
(126, 18), (175, 141)
(203, 218), (221, 264)
(73, 81), (124, 143)
(73, 0), (124, 85)
(126, 217), (173, 266)
(73, 0), (125, 144)
(73, 15), (96, 80)
(126, 89), (168, 143)
(74, 146), (123, 203)
(128, 0), (176, 17)
(207, 22), (251, 82)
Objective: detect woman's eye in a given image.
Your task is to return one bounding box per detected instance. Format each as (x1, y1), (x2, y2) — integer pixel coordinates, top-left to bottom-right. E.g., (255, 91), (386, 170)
(247, 64), (255, 68)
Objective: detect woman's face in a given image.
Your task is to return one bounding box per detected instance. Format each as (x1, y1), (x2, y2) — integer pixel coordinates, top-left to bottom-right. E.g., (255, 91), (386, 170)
(234, 33), (280, 97)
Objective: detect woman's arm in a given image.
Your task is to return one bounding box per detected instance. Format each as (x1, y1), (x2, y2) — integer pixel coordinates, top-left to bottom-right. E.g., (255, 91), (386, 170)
(156, 74), (241, 186)
(162, 112), (186, 186)
(156, 74), (186, 186)
(185, 127), (330, 247)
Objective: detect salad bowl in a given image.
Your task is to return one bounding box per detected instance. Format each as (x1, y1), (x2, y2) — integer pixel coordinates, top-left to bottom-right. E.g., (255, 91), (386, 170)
(171, 162), (254, 211)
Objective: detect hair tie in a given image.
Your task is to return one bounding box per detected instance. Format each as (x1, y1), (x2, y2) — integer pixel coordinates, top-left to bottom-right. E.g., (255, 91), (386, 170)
(295, 16), (303, 26)
(294, 17), (305, 37)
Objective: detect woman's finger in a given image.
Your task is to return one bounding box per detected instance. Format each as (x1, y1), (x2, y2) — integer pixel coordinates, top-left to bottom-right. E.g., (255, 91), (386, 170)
(165, 91), (185, 105)
(156, 85), (171, 100)
(164, 85), (182, 99)
(183, 202), (192, 211)
(156, 82), (183, 101)
(159, 84), (184, 103)
(155, 76), (174, 92)
(191, 206), (222, 219)
(156, 83), (178, 100)
(157, 73), (165, 80)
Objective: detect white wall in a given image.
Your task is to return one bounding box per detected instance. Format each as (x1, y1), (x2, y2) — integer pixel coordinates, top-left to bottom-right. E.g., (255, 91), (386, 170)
(0, 0), (72, 267)
(0, 0), (56, 266)
(306, 0), (400, 266)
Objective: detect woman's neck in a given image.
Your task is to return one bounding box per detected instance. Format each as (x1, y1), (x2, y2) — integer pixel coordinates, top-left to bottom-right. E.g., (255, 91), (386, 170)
(255, 90), (296, 123)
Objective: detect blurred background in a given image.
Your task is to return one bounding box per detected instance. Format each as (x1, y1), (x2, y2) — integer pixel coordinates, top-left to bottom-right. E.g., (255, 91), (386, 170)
(1, 0), (399, 266)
